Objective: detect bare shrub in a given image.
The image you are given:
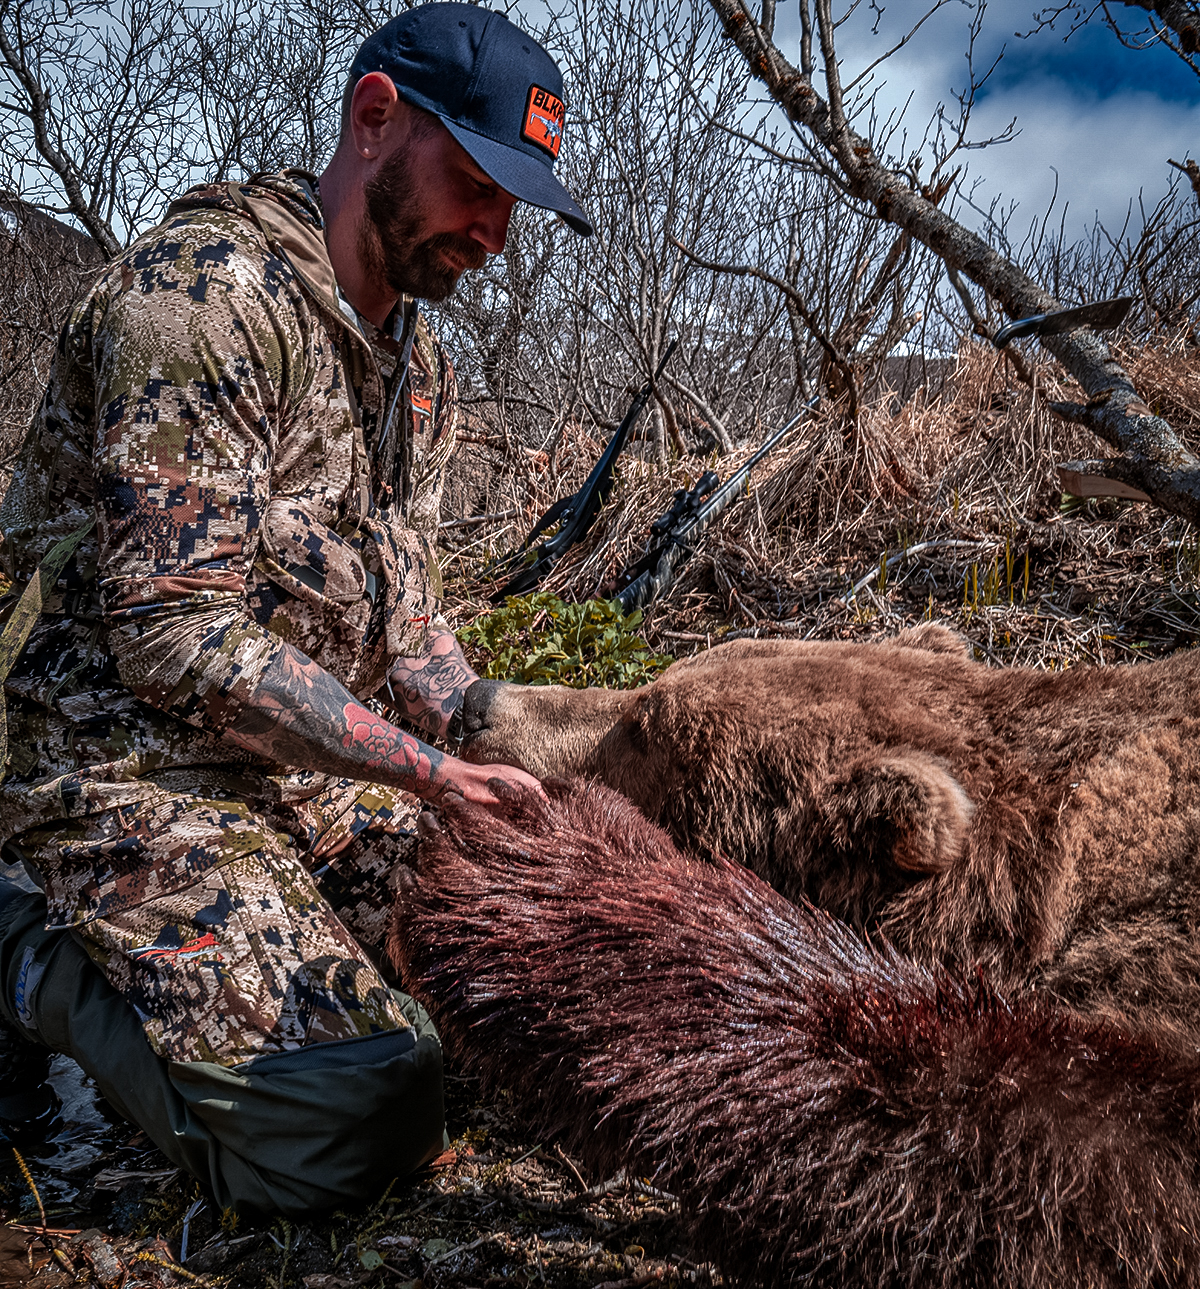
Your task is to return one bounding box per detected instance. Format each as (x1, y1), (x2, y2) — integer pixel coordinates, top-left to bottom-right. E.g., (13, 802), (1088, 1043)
(0, 195), (103, 464)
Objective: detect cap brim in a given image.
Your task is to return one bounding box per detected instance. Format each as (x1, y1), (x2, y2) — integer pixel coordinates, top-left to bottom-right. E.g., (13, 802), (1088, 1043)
(442, 119), (593, 236)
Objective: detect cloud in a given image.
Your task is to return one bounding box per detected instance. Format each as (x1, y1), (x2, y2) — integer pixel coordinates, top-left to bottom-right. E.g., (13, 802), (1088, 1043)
(767, 1), (1200, 235)
(965, 84), (1200, 236)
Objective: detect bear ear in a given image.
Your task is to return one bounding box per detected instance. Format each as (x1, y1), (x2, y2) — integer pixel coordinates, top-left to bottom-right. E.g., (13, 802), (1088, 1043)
(890, 623), (972, 657)
(828, 751), (974, 876)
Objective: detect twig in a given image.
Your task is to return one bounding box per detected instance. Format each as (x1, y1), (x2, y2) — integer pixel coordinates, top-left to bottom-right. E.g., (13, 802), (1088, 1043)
(439, 510), (519, 531)
(722, 620), (811, 640)
(11, 1148), (45, 1230)
(554, 1143), (590, 1194)
(669, 235), (860, 421)
(632, 1178), (678, 1203)
(4, 1223), (80, 1235)
(946, 266), (1035, 387)
(9, 1156), (77, 1280)
(510, 1142), (543, 1167)
(576, 1170), (627, 1200)
(424, 1232), (498, 1268)
(837, 539), (999, 605)
(133, 1250), (218, 1284)
(180, 1196), (206, 1263)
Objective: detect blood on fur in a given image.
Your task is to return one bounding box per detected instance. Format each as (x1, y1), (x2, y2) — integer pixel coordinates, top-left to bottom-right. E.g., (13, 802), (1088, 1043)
(391, 780), (1200, 1289)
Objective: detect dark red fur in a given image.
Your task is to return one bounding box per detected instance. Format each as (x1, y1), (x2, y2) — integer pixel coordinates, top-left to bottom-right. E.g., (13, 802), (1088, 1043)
(460, 631), (1200, 1048)
(391, 781), (1200, 1289)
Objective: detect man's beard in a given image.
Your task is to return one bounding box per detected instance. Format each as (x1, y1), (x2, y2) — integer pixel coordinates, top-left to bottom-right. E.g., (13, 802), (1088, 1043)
(358, 142), (487, 303)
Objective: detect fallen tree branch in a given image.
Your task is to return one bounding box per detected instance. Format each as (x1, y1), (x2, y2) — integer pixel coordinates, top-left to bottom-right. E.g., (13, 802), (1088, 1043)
(1055, 458), (1153, 502)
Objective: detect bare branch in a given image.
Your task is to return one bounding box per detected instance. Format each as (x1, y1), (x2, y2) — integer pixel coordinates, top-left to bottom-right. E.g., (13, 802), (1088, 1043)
(707, 0), (1200, 520)
(0, 0), (120, 254)
(663, 373), (736, 452)
(946, 266), (1036, 386)
(1120, 0), (1200, 51)
(671, 234), (860, 421)
(1168, 156), (1200, 210)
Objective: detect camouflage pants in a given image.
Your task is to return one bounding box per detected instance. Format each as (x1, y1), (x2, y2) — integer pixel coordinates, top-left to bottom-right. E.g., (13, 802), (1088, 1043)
(14, 772), (421, 1068)
(0, 882), (445, 1216)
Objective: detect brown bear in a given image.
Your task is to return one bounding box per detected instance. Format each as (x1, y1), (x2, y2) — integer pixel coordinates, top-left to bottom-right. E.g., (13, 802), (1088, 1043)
(458, 627), (1200, 1048)
(392, 781), (1200, 1289)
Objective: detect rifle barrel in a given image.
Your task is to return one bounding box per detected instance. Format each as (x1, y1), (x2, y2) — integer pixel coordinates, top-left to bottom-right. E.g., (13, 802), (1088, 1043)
(490, 339), (678, 602)
(613, 401), (813, 615)
(692, 408), (808, 523)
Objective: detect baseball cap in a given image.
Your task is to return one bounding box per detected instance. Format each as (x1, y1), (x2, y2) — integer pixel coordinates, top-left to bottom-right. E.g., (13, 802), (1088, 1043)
(349, 3), (592, 236)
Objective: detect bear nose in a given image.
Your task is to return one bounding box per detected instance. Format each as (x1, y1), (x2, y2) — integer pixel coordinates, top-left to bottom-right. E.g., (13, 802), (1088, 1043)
(459, 678), (509, 738)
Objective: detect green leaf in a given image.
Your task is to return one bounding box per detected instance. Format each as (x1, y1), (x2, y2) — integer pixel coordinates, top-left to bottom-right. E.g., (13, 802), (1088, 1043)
(459, 593), (673, 690)
(359, 1249), (385, 1270)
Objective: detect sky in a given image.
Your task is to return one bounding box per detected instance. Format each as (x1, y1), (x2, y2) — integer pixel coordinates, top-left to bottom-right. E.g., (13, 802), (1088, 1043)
(766, 1), (1200, 241)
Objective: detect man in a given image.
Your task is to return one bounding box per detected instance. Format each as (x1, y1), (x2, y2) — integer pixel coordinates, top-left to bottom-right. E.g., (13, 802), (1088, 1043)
(0, 2), (591, 1216)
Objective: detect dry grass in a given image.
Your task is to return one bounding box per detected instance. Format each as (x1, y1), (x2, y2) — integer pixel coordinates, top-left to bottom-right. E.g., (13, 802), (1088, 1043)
(444, 336), (1200, 674)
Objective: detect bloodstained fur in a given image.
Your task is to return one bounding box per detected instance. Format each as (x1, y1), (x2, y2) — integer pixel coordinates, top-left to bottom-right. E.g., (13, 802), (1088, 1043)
(392, 780), (1200, 1289)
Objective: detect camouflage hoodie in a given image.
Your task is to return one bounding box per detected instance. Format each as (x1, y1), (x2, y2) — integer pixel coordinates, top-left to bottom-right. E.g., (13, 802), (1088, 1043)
(0, 171), (456, 891)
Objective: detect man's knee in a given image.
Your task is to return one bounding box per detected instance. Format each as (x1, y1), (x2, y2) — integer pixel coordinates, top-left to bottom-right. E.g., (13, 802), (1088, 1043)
(0, 877), (445, 1216)
(0, 881), (66, 1043)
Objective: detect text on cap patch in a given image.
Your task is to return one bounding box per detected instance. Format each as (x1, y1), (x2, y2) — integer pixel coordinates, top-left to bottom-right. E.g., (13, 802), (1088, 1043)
(522, 85), (564, 158)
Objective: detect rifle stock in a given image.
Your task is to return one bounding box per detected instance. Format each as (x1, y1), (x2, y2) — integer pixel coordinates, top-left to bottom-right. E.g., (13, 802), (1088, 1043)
(489, 341), (678, 603)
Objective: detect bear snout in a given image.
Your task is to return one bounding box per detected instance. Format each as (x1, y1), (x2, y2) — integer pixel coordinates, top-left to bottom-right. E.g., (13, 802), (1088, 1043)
(458, 678), (511, 748)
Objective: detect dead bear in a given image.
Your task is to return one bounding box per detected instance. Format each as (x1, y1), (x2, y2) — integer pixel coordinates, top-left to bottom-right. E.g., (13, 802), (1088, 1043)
(392, 781), (1200, 1289)
(459, 626), (1200, 1048)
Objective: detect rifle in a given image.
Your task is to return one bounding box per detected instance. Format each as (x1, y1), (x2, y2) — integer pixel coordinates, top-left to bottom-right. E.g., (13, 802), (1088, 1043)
(610, 398), (817, 615)
(489, 341), (677, 603)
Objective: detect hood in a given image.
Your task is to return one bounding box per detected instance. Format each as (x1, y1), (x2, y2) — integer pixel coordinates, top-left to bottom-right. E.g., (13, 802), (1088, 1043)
(170, 169), (343, 321)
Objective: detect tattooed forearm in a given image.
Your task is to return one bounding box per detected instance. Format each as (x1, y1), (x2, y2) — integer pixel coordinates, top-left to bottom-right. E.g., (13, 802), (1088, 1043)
(225, 641), (446, 792)
(386, 630), (479, 738)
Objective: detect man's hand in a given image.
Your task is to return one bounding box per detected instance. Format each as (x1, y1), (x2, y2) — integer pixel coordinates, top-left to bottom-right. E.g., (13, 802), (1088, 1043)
(431, 758), (546, 807)
(387, 630), (478, 739)
(225, 638), (543, 810)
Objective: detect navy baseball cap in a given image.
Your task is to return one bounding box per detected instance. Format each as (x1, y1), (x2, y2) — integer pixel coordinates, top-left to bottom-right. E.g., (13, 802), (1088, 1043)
(349, 3), (592, 236)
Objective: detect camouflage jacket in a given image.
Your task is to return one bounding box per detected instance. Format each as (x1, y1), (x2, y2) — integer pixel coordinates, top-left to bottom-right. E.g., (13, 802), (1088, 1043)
(0, 169), (457, 852)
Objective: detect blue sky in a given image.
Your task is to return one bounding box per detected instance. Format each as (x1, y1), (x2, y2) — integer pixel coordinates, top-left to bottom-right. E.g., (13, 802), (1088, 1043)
(765, 1), (1200, 237)
(982, 12), (1200, 103)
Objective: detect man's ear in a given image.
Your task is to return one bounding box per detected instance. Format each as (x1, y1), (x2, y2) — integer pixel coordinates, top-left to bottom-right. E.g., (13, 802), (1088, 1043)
(349, 71), (402, 160)
(824, 750), (974, 876)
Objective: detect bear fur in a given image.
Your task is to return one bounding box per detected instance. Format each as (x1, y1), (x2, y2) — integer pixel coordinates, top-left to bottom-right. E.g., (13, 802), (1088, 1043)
(459, 628), (1200, 1048)
(391, 781), (1200, 1289)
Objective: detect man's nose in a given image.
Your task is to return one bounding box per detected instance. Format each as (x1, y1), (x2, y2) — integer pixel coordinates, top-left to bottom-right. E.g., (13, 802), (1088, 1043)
(472, 193), (516, 255)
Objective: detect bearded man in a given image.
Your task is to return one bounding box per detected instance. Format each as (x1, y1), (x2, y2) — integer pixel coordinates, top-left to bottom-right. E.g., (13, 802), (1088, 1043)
(0, 3), (589, 1216)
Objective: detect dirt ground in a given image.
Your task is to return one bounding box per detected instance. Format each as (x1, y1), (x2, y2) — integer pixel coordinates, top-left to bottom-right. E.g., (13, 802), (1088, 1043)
(0, 1063), (712, 1288)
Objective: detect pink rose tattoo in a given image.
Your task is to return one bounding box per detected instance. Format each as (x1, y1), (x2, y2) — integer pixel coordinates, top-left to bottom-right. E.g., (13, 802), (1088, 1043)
(342, 701), (437, 777)
(225, 641), (445, 789)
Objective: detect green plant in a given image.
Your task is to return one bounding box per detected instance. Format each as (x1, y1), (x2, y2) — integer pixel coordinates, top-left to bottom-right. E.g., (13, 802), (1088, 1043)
(459, 593), (673, 689)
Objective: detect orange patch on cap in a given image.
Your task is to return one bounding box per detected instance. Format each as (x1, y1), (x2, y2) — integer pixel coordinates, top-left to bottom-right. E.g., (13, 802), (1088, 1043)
(522, 84), (564, 159)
